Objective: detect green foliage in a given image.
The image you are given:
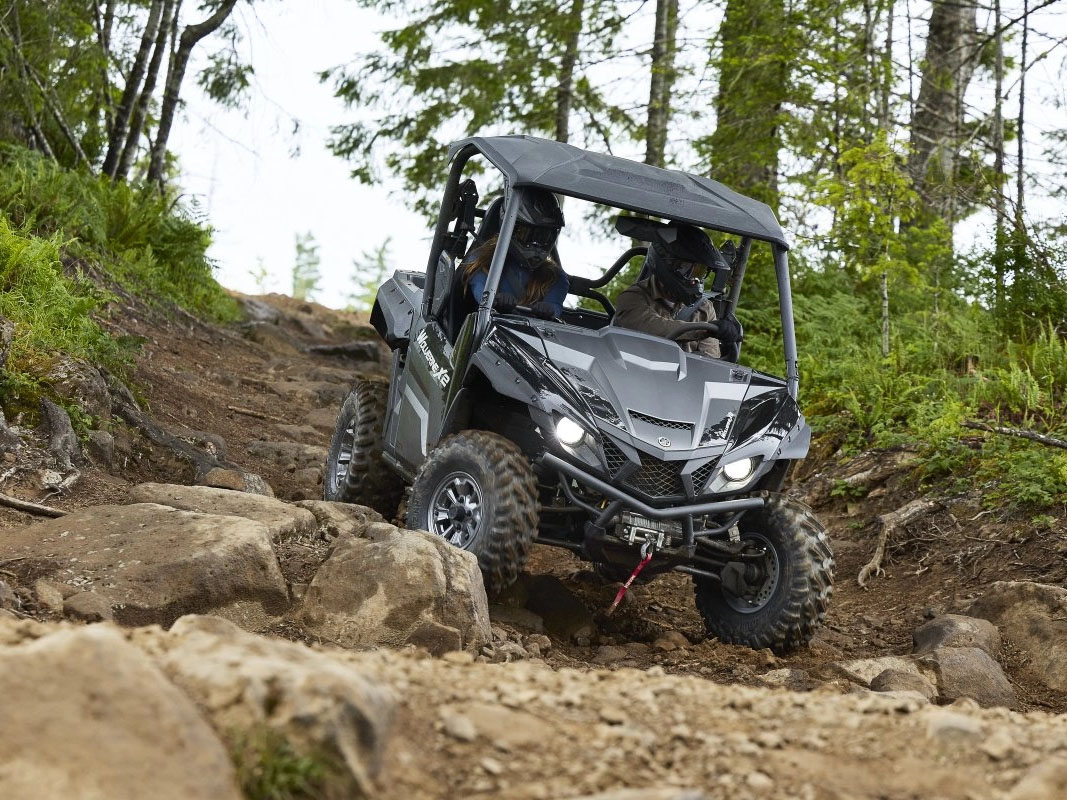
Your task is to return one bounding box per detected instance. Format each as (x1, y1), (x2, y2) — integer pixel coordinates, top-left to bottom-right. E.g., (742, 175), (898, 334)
(291, 231), (321, 302)
(230, 728), (333, 800)
(321, 0), (630, 215)
(0, 215), (120, 391)
(0, 145), (237, 321)
(347, 237), (393, 312)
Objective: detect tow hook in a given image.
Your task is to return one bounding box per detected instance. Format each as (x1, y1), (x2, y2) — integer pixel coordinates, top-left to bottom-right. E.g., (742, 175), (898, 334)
(607, 539), (654, 615)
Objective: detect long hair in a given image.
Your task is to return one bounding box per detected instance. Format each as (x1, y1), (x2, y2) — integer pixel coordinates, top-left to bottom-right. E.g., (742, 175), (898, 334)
(462, 236), (560, 305)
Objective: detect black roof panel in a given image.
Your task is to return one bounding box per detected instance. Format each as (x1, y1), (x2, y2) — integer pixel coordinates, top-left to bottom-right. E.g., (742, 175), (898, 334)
(448, 135), (787, 248)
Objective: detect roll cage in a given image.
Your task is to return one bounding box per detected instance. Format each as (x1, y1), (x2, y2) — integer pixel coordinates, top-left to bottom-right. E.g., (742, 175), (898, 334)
(421, 136), (801, 399)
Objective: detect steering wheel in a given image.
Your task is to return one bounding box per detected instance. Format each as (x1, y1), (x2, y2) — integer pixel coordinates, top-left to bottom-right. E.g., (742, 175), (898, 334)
(668, 321), (720, 342)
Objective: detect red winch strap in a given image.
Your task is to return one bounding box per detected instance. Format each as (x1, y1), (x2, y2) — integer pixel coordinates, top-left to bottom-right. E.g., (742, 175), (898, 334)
(607, 551), (653, 615)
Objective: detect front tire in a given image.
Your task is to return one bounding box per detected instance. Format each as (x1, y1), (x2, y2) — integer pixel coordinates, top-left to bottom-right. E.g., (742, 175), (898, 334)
(324, 380), (404, 515)
(694, 493), (833, 653)
(406, 431), (538, 593)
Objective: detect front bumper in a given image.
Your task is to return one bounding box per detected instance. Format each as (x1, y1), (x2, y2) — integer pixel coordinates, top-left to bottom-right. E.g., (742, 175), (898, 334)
(540, 452), (765, 521)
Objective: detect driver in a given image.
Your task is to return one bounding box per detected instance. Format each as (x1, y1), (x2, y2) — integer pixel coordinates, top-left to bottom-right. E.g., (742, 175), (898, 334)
(612, 223), (739, 358)
(462, 189), (569, 319)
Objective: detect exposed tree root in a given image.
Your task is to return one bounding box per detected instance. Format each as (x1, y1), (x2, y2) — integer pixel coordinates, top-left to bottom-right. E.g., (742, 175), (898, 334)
(0, 493), (67, 517)
(858, 498), (938, 588)
(962, 420), (1067, 450)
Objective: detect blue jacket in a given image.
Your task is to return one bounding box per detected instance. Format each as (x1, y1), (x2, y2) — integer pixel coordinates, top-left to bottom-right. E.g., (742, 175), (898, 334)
(466, 255), (570, 317)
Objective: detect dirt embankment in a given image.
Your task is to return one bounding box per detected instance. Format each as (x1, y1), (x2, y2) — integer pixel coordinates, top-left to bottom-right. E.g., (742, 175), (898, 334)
(1, 292), (1066, 799)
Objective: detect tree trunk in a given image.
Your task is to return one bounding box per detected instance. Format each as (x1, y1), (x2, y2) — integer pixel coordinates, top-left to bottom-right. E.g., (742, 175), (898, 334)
(992, 0), (1005, 312)
(906, 0), (979, 226)
(881, 270), (890, 357)
(645, 0), (678, 167)
(554, 0), (584, 144)
(1015, 0), (1027, 232)
(709, 0), (788, 211)
(116, 0), (176, 181)
(147, 0), (238, 186)
(102, 0), (164, 178)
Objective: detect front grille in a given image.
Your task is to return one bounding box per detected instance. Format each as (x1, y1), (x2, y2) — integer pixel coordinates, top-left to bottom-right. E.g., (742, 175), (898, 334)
(626, 451), (686, 497)
(691, 458), (720, 493)
(600, 437), (712, 499)
(629, 409), (694, 432)
(600, 437), (628, 476)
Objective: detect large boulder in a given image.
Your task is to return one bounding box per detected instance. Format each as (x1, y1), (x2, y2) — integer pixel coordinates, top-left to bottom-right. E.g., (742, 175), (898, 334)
(913, 614), (1001, 657)
(293, 500), (384, 539)
(300, 521), (491, 654)
(0, 504), (288, 626)
(967, 581), (1067, 692)
(137, 615), (394, 797)
(917, 646), (1017, 709)
(0, 621), (240, 799)
(127, 482), (314, 542)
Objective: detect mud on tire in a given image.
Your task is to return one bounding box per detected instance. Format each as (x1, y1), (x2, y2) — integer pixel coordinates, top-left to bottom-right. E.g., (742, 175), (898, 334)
(693, 493), (833, 653)
(406, 430), (538, 593)
(324, 380), (405, 516)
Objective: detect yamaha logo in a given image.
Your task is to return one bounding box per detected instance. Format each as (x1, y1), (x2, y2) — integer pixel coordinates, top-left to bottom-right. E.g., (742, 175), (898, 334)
(657, 436), (671, 447)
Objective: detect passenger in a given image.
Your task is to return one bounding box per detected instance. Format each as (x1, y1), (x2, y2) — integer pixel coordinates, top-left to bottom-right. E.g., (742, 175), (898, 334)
(612, 223), (740, 359)
(463, 189), (569, 319)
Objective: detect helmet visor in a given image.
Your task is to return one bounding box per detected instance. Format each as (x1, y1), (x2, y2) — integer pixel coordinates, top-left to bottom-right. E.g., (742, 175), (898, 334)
(514, 222), (559, 250)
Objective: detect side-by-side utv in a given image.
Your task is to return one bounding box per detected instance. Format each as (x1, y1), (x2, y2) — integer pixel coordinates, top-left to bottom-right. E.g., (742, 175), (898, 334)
(325, 135), (833, 653)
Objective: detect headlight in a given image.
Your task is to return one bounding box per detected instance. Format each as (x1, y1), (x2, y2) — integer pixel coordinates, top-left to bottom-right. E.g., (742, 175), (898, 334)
(722, 457), (755, 482)
(555, 417), (586, 447)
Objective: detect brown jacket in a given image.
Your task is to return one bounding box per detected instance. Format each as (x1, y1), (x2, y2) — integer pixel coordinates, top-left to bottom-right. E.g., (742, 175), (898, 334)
(612, 277), (720, 359)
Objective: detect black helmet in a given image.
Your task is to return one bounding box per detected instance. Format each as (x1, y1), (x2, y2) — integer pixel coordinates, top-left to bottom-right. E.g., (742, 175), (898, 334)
(503, 189), (564, 269)
(646, 224), (723, 305)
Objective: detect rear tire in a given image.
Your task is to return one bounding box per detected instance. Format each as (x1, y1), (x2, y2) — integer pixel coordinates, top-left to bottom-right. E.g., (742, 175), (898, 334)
(693, 493), (833, 653)
(323, 380), (404, 516)
(406, 430), (538, 593)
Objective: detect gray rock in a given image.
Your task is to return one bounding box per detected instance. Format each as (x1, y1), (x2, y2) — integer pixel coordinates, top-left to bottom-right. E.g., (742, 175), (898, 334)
(307, 341), (380, 361)
(300, 521), (490, 655)
(924, 708), (985, 745)
(147, 615), (394, 797)
(64, 591), (115, 622)
(919, 646), (1017, 708)
(967, 581), (1067, 692)
(593, 645), (630, 665)
(488, 604), (545, 633)
(33, 579), (65, 614)
(0, 622), (240, 799)
(870, 668), (938, 701)
(0, 503), (288, 627)
(833, 655), (927, 686)
(246, 440), (328, 470)
(913, 614), (1001, 656)
(564, 790), (710, 800)
(40, 399), (83, 471)
(46, 357), (111, 422)
(242, 320), (304, 355)
(293, 500), (383, 540)
(86, 429), (115, 469)
(0, 580), (17, 611)
(127, 483), (314, 542)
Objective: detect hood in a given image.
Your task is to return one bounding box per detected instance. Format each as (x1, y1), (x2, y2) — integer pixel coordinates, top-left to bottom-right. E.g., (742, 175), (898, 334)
(522, 321), (789, 456)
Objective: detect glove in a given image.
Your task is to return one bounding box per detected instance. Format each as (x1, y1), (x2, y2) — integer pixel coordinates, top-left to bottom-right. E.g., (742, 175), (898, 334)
(493, 292), (518, 313)
(715, 314), (743, 344)
(529, 301), (557, 320)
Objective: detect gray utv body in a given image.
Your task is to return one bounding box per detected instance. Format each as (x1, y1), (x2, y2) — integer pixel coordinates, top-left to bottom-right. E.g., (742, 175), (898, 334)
(354, 135), (831, 652)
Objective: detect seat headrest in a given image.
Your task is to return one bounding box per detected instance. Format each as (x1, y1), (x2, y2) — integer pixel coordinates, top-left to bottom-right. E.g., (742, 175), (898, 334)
(474, 197), (505, 244)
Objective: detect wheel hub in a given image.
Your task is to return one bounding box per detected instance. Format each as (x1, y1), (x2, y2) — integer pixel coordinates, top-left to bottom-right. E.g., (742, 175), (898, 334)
(721, 532), (780, 614)
(429, 472), (482, 549)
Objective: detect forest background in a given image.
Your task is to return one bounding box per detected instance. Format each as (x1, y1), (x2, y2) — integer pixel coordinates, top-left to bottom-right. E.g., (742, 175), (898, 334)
(0, 0), (1065, 517)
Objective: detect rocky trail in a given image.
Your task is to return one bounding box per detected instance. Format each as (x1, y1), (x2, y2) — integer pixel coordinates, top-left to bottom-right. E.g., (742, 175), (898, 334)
(1, 293), (1066, 799)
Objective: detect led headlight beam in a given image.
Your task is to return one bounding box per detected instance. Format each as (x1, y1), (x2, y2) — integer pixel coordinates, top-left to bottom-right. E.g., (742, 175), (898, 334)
(555, 417), (586, 447)
(722, 457), (755, 482)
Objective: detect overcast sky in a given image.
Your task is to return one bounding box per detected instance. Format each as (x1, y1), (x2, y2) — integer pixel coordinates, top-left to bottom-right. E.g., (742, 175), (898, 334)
(173, 1), (1066, 309)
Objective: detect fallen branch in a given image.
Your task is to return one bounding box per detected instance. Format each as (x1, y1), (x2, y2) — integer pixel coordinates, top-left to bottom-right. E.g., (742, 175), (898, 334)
(227, 405), (285, 423)
(962, 420), (1067, 450)
(858, 498), (938, 588)
(0, 493), (67, 518)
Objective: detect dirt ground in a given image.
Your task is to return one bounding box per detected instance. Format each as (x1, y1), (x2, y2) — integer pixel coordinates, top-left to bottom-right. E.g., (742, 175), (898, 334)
(3, 291), (1066, 798)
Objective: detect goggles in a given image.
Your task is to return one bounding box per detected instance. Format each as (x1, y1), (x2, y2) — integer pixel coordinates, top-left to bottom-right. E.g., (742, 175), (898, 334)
(514, 222), (559, 250)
